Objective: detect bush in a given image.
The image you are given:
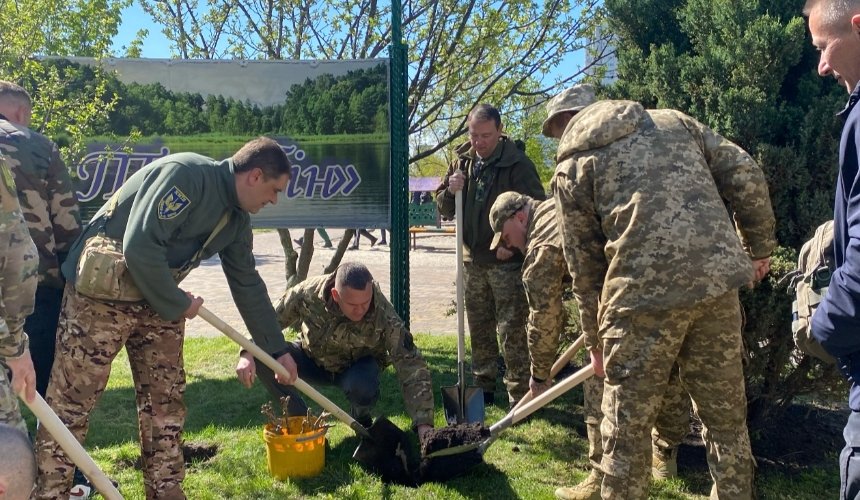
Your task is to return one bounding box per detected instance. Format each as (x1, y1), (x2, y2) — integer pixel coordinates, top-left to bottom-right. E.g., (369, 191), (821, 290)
(560, 245), (847, 431)
(741, 246), (847, 431)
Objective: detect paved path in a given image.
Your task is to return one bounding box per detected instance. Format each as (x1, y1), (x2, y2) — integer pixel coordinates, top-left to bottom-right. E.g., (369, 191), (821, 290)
(183, 230), (465, 337)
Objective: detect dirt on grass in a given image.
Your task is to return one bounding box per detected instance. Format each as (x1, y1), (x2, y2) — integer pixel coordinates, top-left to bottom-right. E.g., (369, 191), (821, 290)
(675, 403), (845, 476)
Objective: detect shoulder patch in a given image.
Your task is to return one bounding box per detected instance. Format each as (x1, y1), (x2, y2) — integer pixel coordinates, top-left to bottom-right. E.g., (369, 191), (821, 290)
(157, 186), (191, 220)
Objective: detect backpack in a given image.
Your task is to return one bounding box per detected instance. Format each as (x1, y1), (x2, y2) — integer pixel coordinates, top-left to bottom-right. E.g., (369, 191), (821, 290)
(787, 220), (837, 364)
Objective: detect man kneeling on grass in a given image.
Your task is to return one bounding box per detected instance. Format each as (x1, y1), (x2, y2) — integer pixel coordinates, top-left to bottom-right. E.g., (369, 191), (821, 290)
(236, 262), (435, 439)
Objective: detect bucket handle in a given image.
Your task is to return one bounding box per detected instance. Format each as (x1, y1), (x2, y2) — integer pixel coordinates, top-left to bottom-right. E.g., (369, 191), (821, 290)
(294, 429), (328, 443)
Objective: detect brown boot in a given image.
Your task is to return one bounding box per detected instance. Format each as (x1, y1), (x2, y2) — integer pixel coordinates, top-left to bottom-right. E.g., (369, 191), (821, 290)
(555, 470), (602, 500)
(652, 442), (678, 480)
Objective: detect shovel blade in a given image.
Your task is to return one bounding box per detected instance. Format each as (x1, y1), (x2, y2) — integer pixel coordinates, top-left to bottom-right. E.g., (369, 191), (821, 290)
(441, 385), (485, 425)
(352, 417), (418, 486)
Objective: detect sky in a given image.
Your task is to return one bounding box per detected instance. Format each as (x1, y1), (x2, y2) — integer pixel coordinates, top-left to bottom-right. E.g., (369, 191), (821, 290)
(113, 3), (170, 58)
(112, 2), (588, 84)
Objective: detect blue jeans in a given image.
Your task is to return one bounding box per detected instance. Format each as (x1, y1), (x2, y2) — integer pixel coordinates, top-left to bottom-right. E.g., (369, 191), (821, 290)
(25, 285), (64, 396)
(842, 410), (860, 499)
(256, 341), (380, 423)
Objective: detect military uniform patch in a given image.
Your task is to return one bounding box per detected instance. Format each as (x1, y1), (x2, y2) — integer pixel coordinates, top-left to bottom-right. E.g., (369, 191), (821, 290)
(158, 186), (191, 219)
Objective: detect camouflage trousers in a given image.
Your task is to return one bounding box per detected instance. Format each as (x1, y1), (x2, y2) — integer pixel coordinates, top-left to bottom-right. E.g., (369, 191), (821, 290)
(0, 211), (38, 432)
(464, 261), (529, 403)
(582, 363), (691, 472)
(34, 285), (188, 500)
(600, 291), (752, 500)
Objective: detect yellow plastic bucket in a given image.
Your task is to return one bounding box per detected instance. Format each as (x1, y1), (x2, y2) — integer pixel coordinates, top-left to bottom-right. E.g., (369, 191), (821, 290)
(263, 416), (327, 479)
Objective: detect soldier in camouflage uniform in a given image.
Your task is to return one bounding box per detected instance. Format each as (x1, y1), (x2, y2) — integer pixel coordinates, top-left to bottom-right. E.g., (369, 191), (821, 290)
(0, 81), (81, 398)
(435, 103), (546, 406)
(0, 153), (39, 434)
(552, 99), (776, 499)
(236, 262), (435, 438)
(34, 138), (298, 499)
(489, 189), (691, 500)
(540, 86), (693, 499)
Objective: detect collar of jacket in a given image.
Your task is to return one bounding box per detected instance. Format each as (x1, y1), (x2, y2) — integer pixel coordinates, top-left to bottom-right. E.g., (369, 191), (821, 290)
(524, 198), (541, 248)
(321, 271), (378, 320)
(839, 83), (860, 120)
(454, 135), (522, 168)
(224, 158), (245, 211)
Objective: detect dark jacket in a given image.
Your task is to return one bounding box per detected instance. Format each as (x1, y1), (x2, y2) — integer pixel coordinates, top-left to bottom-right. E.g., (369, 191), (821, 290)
(812, 84), (860, 412)
(435, 136), (545, 264)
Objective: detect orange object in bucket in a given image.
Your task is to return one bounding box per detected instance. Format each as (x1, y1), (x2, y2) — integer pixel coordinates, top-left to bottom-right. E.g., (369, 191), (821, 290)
(263, 416), (327, 479)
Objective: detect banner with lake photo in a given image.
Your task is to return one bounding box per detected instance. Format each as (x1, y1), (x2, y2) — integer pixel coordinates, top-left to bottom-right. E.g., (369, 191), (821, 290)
(68, 57), (391, 228)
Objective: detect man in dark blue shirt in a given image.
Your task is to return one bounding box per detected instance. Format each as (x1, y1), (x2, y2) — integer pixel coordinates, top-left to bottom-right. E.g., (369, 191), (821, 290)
(806, 1), (860, 497)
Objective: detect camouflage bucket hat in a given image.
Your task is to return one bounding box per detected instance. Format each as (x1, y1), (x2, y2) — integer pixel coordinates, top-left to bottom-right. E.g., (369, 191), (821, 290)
(488, 191), (530, 250)
(541, 84), (597, 137)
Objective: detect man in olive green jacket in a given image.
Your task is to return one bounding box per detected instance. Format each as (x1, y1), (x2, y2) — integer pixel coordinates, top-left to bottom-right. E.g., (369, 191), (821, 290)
(34, 137), (299, 499)
(435, 103), (545, 405)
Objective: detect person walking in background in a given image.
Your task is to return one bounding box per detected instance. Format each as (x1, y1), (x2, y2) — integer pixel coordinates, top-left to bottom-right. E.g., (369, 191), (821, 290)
(294, 228), (333, 248)
(349, 228), (378, 250)
(435, 103), (545, 407)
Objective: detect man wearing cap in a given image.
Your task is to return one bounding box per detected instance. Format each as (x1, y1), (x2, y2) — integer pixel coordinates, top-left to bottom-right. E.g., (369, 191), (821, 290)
(552, 96), (775, 499)
(434, 103), (545, 406)
(489, 190), (692, 500)
(537, 86), (693, 500)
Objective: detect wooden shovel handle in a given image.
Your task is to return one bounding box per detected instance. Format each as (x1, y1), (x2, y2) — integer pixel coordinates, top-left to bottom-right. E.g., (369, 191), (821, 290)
(19, 392), (123, 500)
(513, 334), (586, 411)
(197, 306), (371, 439)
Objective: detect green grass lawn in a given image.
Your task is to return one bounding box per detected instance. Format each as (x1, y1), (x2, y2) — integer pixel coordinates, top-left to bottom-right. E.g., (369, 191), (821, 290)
(25, 335), (838, 499)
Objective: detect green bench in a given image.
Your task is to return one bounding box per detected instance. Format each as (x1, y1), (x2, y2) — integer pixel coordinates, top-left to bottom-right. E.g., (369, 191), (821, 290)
(408, 202), (454, 249)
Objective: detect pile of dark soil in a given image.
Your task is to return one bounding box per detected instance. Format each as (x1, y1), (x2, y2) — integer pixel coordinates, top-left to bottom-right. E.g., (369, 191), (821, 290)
(418, 423), (491, 483)
(676, 404), (846, 474)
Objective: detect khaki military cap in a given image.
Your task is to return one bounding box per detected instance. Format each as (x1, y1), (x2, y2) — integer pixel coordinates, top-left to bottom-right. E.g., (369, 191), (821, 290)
(489, 191), (531, 250)
(541, 84), (597, 137)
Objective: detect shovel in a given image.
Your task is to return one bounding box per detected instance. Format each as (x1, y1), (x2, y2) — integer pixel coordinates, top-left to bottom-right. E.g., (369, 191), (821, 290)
(197, 306), (418, 485)
(515, 333), (585, 409)
(18, 391), (123, 500)
(441, 189), (484, 425)
(420, 363), (595, 482)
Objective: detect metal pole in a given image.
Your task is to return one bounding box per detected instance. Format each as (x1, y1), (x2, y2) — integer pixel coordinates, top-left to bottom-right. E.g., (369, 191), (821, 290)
(389, 0), (410, 328)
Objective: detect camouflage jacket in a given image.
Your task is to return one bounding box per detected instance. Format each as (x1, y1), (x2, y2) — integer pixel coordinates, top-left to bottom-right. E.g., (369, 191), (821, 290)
(435, 136), (546, 264)
(274, 273), (434, 427)
(521, 198), (569, 380)
(552, 100), (777, 349)
(0, 154), (33, 358)
(0, 117), (81, 289)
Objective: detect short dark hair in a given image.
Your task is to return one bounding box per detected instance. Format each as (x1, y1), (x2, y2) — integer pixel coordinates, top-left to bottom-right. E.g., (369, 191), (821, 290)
(468, 104), (502, 129)
(335, 262), (374, 291)
(232, 137), (291, 180)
